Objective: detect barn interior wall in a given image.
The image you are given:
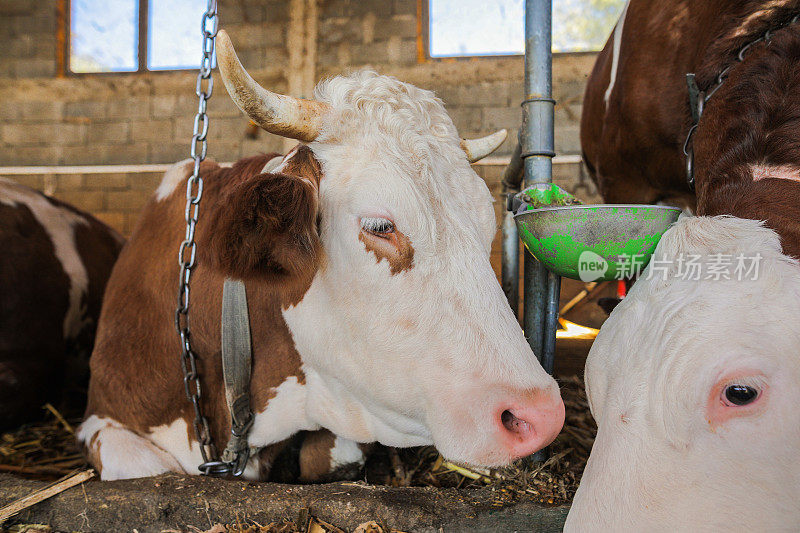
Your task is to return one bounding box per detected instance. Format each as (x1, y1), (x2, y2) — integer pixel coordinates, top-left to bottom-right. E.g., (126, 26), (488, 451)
(0, 0), (600, 272)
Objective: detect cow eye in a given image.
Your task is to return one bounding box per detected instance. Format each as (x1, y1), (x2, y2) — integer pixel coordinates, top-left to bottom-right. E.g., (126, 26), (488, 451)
(361, 217), (394, 235)
(724, 384), (759, 406)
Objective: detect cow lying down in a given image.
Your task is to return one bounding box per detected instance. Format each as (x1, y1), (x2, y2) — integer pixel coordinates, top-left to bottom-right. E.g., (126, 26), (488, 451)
(566, 216), (800, 531)
(77, 31), (565, 481)
(0, 179), (123, 430)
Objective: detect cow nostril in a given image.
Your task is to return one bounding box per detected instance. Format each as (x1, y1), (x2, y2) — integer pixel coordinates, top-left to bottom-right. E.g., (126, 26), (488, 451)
(501, 409), (532, 435)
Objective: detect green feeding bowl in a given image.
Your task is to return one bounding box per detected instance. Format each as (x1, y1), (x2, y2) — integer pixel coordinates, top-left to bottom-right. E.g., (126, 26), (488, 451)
(514, 204), (682, 282)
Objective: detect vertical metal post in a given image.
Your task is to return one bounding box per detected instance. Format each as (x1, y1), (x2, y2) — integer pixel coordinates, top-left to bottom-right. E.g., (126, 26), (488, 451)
(138, 0), (148, 72)
(501, 142), (524, 315)
(501, 211), (520, 316)
(521, 0), (559, 461)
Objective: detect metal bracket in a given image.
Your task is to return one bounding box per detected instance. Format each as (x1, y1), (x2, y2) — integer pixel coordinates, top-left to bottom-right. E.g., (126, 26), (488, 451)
(684, 73), (705, 190)
(219, 278), (257, 477)
(520, 150), (557, 158)
(521, 96), (556, 106)
(686, 73), (702, 123)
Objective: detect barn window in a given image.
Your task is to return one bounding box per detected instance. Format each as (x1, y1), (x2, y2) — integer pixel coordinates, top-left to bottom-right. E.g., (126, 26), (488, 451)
(69, 0), (209, 73)
(427, 0), (627, 57)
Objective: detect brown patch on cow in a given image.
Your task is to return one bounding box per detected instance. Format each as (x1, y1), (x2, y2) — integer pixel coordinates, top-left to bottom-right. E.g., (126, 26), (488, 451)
(88, 440), (102, 476)
(85, 430), (103, 476)
(249, 441), (290, 480)
(298, 429), (335, 482)
(280, 145), (324, 189)
(206, 147), (323, 306)
(83, 154), (312, 477)
(0, 183), (121, 430)
(0, 200), (68, 430)
(358, 229), (415, 275)
(296, 430), (367, 482)
(694, 27), (800, 258)
(581, 0), (800, 257)
(696, 0), (800, 89)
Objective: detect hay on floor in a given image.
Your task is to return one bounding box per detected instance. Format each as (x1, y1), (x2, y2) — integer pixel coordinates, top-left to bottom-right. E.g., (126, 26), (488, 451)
(0, 377), (595, 506)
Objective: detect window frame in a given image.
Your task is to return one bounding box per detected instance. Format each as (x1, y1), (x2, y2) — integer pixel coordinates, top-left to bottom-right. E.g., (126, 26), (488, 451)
(420, 0), (608, 61)
(63, 0), (197, 76)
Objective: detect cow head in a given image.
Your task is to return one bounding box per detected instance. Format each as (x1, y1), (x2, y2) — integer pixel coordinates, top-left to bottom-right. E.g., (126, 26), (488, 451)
(566, 216), (800, 531)
(212, 30), (564, 467)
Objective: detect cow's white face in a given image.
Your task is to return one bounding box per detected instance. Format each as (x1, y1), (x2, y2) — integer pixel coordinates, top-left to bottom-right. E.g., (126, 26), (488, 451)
(566, 216), (800, 531)
(281, 71), (564, 466)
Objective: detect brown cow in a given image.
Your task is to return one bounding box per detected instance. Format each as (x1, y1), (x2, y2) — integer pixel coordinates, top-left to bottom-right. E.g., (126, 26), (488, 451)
(569, 1), (800, 529)
(78, 31), (565, 482)
(0, 179), (123, 429)
(581, 0), (800, 257)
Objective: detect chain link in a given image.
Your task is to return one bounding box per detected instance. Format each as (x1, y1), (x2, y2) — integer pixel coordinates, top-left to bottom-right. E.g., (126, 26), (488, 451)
(174, 0), (226, 476)
(702, 14), (799, 109)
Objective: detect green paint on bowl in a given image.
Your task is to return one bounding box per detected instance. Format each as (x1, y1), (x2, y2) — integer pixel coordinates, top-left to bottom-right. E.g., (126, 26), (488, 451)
(518, 183), (583, 209)
(514, 204), (682, 281)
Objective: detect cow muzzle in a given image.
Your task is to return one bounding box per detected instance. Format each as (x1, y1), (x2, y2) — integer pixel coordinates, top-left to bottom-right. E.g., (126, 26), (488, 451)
(493, 387), (565, 462)
(430, 383), (565, 467)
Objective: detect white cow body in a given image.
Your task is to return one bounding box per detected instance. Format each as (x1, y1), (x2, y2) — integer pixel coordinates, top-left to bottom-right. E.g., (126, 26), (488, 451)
(566, 216), (800, 531)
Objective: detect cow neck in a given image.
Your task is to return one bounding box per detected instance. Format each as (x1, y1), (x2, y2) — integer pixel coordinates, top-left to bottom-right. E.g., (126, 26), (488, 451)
(683, 11), (800, 188)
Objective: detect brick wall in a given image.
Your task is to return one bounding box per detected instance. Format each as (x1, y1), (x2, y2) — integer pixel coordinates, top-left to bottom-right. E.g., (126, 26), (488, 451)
(0, 0), (600, 267)
(0, 0), (596, 164)
(0, 0), (57, 78)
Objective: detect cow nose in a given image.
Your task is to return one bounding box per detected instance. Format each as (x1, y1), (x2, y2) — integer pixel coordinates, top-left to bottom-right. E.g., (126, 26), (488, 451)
(499, 391), (565, 459)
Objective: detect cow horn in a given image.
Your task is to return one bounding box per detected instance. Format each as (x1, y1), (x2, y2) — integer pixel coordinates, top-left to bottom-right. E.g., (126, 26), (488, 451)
(460, 129), (508, 163)
(216, 30), (330, 142)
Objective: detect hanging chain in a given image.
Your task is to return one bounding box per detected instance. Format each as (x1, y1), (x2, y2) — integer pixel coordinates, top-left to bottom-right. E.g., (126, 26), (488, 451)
(174, 0), (229, 476)
(683, 13), (800, 188)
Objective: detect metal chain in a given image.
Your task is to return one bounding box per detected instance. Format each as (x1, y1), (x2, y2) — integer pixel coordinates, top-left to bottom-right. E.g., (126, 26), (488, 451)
(174, 0), (229, 476)
(683, 13), (800, 188)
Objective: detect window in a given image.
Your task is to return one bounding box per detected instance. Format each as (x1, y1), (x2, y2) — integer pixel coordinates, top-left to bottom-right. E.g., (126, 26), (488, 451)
(69, 0), (209, 73)
(428, 0), (627, 57)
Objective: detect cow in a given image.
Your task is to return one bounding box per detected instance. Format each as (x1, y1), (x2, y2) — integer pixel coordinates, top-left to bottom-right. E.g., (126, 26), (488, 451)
(581, 0), (800, 249)
(77, 30), (566, 482)
(0, 179), (123, 430)
(569, 0), (800, 529)
(566, 216), (800, 530)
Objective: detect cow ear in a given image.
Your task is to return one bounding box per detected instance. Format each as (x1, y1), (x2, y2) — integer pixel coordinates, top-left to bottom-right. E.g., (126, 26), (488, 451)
(205, 146), (323, 284)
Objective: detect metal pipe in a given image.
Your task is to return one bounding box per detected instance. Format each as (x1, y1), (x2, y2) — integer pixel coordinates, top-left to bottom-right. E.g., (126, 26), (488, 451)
(521, 0), (557, 357)
(501, 212), (520, 316)
(501, 141), (523, 314)
(541, 271), (561, 375)
(522, 0), (559, 463)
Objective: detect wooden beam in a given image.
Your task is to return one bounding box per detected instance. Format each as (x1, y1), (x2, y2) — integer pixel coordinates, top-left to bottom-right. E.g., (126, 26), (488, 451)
(0, 470), (95, 523)
(55, 0), (68, 77)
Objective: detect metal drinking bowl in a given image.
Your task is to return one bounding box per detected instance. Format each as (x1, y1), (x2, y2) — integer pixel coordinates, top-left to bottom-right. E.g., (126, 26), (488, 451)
(514, 204), (683, 281)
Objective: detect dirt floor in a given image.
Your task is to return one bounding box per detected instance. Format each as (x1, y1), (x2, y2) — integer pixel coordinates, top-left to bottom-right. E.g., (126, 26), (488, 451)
(0, 472), (570, 533)
(0, 281), (612, 533)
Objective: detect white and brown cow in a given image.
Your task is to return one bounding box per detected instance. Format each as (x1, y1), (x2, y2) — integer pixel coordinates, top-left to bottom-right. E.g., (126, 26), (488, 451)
(567, 216), (800, 530)
(77, 30), (565, 482)
(0, 179), (123, 430)
(569, 0), (800, 529)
